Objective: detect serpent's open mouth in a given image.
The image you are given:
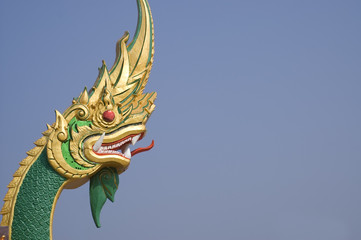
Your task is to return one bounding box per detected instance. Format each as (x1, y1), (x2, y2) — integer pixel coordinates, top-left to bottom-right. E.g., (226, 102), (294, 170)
(92, 133), (154, 159)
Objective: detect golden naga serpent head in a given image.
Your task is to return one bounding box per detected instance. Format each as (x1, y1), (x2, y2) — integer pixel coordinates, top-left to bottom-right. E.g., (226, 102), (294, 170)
(46, 0), (156, 184)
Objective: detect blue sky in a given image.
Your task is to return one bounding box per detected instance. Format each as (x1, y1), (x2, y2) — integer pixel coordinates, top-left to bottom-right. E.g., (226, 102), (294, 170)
(1, 0), (361, 239)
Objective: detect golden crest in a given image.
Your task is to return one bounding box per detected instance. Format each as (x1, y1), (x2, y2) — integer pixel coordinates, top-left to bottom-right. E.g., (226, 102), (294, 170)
(45, 0), (157, 180)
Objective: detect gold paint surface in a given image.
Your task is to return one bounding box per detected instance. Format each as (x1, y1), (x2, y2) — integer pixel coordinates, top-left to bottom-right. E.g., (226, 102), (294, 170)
(1, 1), (157, 237)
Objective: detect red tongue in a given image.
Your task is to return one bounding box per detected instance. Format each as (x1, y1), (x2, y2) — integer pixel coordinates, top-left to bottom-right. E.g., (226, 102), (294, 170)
(131, 140), (154, 156)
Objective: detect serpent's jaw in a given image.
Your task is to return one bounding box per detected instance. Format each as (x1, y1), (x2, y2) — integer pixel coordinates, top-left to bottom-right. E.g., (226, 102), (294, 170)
(83, 125), (150, 172)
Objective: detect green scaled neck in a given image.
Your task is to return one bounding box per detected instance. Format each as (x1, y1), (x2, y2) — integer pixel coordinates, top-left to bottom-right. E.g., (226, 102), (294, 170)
(10, 148), (66, 240)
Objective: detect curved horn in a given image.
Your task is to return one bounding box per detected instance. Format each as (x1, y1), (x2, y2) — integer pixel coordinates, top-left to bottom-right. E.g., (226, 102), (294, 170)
(109, 0), (154, 105)
(127, 0), (154, 74)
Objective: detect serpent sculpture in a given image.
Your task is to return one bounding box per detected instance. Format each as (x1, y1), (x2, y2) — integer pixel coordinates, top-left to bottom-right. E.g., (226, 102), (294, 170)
(0, 0), (156, 239)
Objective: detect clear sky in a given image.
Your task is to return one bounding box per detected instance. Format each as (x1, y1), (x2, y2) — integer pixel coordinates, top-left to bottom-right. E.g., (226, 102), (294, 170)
(1, 0), (361, 239)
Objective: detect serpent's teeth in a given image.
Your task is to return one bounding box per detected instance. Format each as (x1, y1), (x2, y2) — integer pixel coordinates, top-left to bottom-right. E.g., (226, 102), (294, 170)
(93, 132), (105, 152)
(132, 134), (141, 145)
(124, 146), (131, 159)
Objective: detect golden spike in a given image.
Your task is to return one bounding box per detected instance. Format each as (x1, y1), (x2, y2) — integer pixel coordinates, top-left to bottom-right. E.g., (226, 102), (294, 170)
(3, 188), (15, 201)
(26, 147), (41, 157)
(34, 137), (47, 147)
(54, 110), (68, 142)
(88, 61), (112, 106)
(41, 124), (54, 136)
(110, 0), (154, 104)
(19, 156), (33, 166)
(110, 32), (130, 91)
(42, 128), (53, 137)
(13, 166), (27, 177)
(79, 87), (89, 104)
(1, 201), (11, 212)
(127, 0), (154, 76)
(0, 207), (9, 215)
(0, 214), (9, 225)
(7, 178), (20, 188)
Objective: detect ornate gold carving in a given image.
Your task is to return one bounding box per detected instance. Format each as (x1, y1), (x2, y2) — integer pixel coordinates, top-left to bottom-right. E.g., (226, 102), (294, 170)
(54, 111), (68, 142)
(47, 110), (102, 179)
(34, 137), (47, 147)
(3, 188), (15, 201)
(43, 125), (53, 136)
(19, 156), (33, 166)
(79, 87), (89, 105)
(12, 166), (27, 177)
(6, 179), (20, 189)
(47, 128), (101, 179)
(1, 0), (158, 233)
(68, 125), (97, 168)
(64, 104), (90, 121)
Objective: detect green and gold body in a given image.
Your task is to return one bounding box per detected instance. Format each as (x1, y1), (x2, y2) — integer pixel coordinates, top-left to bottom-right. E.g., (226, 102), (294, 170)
(0, 0), (156, 239)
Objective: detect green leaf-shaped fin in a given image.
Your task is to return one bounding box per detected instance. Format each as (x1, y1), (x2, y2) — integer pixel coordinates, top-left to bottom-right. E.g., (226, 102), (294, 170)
(89, 167), (119, 228)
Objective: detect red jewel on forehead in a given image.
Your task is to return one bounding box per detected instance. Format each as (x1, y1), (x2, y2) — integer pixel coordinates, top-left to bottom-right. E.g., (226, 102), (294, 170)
(102, 110), (115, 122)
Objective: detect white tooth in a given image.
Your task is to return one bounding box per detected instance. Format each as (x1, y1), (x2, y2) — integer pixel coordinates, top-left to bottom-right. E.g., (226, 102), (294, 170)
(132, 134), (141, 145)
(124, 146), (131, 159)
(93, 132), (105, 152)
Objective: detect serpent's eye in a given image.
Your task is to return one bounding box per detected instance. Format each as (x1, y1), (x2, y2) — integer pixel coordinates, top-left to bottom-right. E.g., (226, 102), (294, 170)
(102, 110), (115, 122)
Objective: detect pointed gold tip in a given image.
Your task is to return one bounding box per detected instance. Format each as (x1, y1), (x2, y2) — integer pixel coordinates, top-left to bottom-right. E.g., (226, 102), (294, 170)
(42, 124), (53, 136)
(79, 87), (89, 104)
(54, 110), (68, 142)
(123, 31), (130, 42)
